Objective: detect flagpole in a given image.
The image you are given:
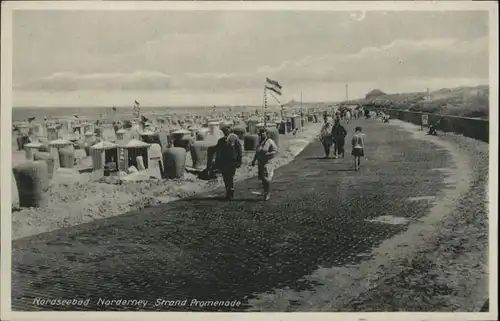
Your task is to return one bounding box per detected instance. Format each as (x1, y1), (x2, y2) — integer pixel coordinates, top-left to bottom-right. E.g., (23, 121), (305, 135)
(264, 77), (282, 128)
(263, 85), (267, 127)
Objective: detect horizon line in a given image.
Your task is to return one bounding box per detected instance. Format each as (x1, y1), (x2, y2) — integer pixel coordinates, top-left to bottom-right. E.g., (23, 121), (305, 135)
(11, 84), (489, 109)
(11, 102), (336, 109)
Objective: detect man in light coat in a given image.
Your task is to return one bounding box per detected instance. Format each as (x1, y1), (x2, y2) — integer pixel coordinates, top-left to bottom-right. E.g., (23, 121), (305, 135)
(251, 128), (278, 201)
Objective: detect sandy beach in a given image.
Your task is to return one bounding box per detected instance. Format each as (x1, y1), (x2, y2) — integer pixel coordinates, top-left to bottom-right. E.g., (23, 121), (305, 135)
(11, 113), (324, 240)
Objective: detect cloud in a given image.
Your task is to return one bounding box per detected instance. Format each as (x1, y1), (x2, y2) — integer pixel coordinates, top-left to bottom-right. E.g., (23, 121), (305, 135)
(15, 70), (171, 91)
(14, 36), (489, 93)
(262, 37), (489, 84)
(13, 11), (489, 87)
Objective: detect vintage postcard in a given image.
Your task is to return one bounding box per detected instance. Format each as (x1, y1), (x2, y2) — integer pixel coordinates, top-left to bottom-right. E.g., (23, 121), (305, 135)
(1, 1), (498, 321)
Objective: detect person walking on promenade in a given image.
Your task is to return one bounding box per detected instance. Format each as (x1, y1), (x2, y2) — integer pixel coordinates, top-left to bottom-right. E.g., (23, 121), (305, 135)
(333, 110), (341, 124)
(251, 127), (278, 201)
(345, 110), (351, 124)
(331, 119), (347, 159)
(215, 125), (243, 200)
(351, 126), (365, 171)
(319, 121), (334, 158)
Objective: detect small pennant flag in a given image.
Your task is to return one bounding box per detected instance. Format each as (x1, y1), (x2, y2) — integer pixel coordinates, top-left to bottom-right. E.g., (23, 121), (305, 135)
(265, 77), (282, 96)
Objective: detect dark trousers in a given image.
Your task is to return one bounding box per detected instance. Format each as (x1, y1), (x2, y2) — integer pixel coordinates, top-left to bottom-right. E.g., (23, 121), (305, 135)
(221, 166), (237, 195)
(16, 136), (30, 151)
(334, 140), (345, 156)
(322, 141), (331, 156)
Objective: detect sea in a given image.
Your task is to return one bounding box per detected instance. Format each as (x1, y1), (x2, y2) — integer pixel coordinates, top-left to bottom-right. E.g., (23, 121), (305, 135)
(11, 105), (277, 122)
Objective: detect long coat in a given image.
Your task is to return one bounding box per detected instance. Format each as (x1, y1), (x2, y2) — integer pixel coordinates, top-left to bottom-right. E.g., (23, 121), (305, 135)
(319, 123), (333, 145)
(331, 124), (347, 145)
(215, 133), (243, 171)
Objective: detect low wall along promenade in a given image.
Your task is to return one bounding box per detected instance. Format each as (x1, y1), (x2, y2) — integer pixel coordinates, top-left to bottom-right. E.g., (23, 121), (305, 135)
(384, 109), (489, 143)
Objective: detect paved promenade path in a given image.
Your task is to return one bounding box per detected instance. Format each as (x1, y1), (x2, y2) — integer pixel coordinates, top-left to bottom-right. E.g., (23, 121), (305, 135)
(12, 118), (458, 311)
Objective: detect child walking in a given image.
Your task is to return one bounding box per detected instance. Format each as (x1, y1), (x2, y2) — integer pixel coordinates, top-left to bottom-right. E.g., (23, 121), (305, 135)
(351, 126), (365, 171)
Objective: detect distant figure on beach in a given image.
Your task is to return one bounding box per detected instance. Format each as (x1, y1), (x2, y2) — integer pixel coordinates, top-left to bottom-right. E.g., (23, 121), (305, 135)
(331, 119), (347, 159)
(73, 114), (81, 135)
(251, 128), (278, 201)
(112, 121), (121, 133)
(26, 117), (36, 136)
(140, 115), (149, 132)
(351, 126), (365, 171)
(215, 125), (243, 200)
(319, 121), (333, 158)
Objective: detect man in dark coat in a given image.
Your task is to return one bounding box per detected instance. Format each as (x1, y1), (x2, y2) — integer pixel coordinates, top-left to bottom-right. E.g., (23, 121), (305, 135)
(215, 126), (243, 200)
(331, 119), (347, 158)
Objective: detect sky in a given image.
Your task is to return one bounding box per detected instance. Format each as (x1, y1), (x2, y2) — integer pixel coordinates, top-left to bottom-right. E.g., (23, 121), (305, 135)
(12, 10), (489, 107)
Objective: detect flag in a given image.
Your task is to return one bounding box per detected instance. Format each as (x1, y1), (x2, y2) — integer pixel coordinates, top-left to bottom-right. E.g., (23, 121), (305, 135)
(266, 85), (282, 96)
(265, 77), (282, 96)
(266, 77), (282, 89)
(267, 89), (281, 105)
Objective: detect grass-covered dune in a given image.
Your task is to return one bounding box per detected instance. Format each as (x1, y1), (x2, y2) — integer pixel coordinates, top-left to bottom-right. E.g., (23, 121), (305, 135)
(348, 85), (489, 119)
(289, 85), (489, 119)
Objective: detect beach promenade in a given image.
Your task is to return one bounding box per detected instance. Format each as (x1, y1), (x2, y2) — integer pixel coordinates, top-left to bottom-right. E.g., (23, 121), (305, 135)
(11, 118), (488, 312)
